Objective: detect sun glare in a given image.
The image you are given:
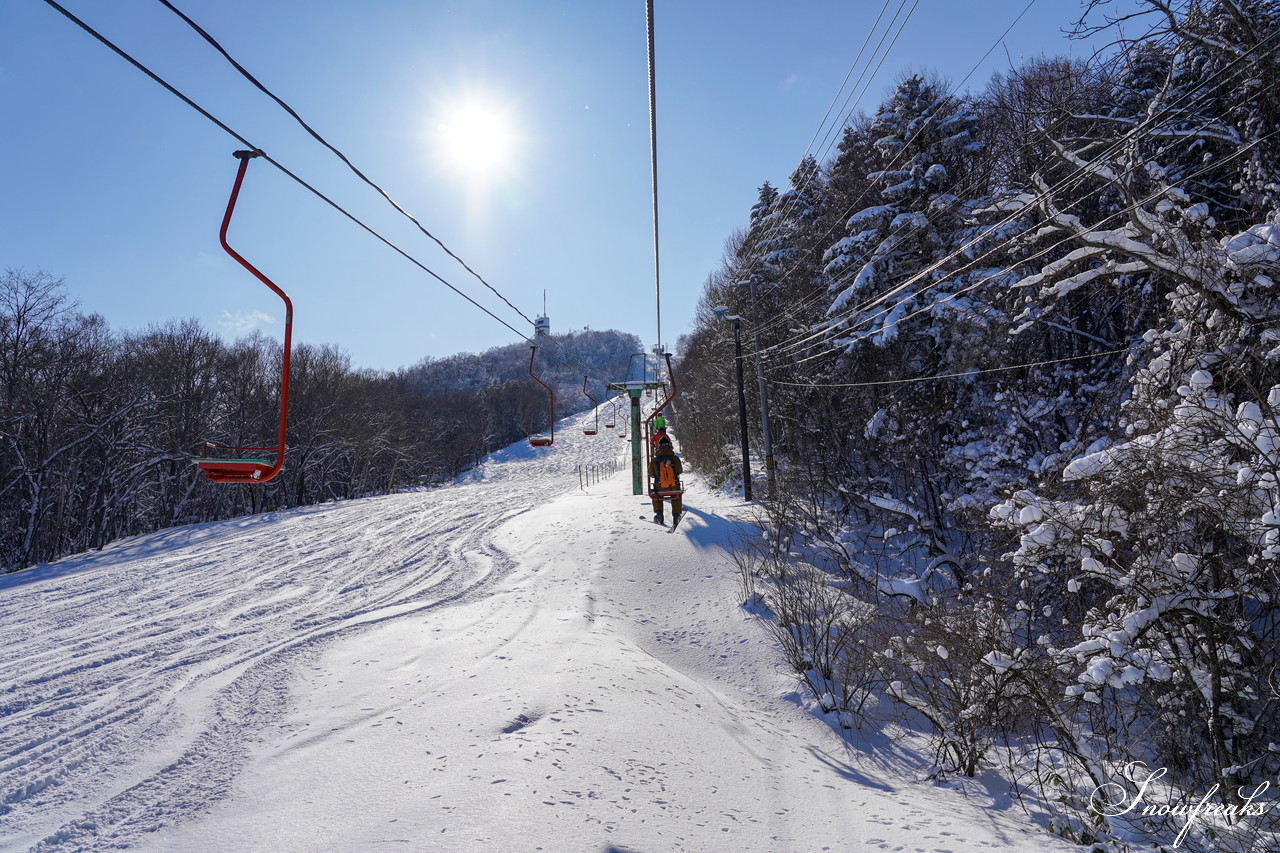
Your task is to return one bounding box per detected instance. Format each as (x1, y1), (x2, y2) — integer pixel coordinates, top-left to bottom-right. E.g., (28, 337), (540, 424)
(436, 99), (519, 178)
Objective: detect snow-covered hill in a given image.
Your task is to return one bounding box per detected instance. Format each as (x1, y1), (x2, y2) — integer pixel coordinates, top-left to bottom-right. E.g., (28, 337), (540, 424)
(1, 412), (1076, 852)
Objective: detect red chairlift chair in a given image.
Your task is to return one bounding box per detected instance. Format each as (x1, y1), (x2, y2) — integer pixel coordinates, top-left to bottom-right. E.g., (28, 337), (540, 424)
(528, 345), (555, 447)
(193, 150), (292, 484)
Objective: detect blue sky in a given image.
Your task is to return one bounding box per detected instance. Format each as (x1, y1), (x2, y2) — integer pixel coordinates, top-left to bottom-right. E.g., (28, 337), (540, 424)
(1, 1), (1132, 371)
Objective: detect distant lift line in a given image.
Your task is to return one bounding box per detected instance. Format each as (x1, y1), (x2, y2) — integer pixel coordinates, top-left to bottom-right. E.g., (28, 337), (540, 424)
(582, 377), (599, 435)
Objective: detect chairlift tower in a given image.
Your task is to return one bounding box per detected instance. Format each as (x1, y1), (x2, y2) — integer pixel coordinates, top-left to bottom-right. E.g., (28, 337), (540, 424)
(608, 352), (673, 495)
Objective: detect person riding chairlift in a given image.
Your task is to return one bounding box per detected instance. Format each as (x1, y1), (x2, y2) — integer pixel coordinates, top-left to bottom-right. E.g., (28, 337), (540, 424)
(650, 424), (671, 448)
(649, 435), (683, 526)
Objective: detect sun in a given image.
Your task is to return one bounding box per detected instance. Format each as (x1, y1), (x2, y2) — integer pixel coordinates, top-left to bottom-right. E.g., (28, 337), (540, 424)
(435, 99), (520, 178)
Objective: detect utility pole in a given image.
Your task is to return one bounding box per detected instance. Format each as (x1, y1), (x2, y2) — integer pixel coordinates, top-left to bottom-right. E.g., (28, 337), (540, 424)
(746, 275), (776, 498)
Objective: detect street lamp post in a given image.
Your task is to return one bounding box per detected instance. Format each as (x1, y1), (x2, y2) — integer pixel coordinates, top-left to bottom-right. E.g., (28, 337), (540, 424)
(745, 276), (776, 498)
(715, 307), (752, 502)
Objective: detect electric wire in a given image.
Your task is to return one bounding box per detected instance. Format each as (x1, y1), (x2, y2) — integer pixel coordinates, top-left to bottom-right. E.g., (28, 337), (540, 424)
(735, 0), (918, 271)
(770, 115), (1280, 385)
(729, 0), (911, 296)
(807, 0), (923, 172)
(703, 5), (1207, 401)
(773, 6), (1228, 356)
(768, 344), (1138, 388)
(736, 0), (923, 298)
(754, 21), (1279, 364)
(776, 117), (1278, 373)
(742, 2), (1191, 348)
(809, 45), (1272, 348)
(739, 0), (1072, 347)
(745, 19), (1186, 350)
(729, 10), (1270, 388)
(793, 0), (897, 167)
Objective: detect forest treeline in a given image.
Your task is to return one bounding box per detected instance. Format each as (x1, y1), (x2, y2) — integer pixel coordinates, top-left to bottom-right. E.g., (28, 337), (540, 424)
(675, 1), (1280, 848)
(0, 268), (637, 574)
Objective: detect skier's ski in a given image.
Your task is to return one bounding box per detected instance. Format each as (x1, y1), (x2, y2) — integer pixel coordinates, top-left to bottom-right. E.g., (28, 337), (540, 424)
(641, 515), (667, 527)
(668, 512), (684, 533)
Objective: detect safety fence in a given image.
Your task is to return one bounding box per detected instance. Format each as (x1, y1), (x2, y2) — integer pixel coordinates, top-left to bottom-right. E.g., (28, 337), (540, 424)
(577, 459), (623, 490)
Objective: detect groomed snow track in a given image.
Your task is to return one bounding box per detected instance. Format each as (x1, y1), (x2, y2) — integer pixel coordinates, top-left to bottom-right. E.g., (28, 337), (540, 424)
(1, 412), (1077, 853)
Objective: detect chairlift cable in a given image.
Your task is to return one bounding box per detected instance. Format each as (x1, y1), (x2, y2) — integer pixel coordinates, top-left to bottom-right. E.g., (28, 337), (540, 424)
(645, 0), (663, 357)
(38, 0), (536, 347)
(44, 0), (677, 448)
(154, 0), (619, 391)
(155, 0), (540, 332)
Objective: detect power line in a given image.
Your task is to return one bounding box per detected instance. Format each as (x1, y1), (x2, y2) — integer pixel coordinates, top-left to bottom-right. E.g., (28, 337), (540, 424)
(769, 345), (1138, 389)
(775, 6), (1241, 358)
(739, 0), (1062, 346)
(757, 23), (1280, 363)
(736, 0), (918, 279)
(743, 4), (1193, 348)
(748, 45), (1180, 350)
(724, 11), (1278, 391)
(794, 0), (898, 167)
(772, 119), (1280, 380)
(808, 0), (923, 169)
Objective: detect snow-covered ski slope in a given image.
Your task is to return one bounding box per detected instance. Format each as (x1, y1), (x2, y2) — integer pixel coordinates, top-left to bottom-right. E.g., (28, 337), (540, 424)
(1, 412), (1076, 852)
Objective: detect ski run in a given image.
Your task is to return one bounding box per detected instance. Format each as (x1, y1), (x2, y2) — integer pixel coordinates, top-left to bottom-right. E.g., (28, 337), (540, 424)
(1, 417), (1079, 852)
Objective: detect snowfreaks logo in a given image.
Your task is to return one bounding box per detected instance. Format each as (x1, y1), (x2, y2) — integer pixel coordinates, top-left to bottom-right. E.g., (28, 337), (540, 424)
(1090, 762), (1274, 848)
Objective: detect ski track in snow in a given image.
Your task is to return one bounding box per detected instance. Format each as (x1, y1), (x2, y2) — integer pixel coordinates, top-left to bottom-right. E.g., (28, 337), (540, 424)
(1, 412), (1076, 852)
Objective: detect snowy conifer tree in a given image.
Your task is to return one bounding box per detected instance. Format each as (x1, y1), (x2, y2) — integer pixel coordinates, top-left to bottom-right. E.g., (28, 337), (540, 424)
(823, 74), (984, 349)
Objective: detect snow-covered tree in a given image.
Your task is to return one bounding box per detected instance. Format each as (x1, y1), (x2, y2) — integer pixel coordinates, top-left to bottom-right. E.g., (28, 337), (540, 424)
(823, 74), (985, 349)
(990, 0), (1280, 808)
